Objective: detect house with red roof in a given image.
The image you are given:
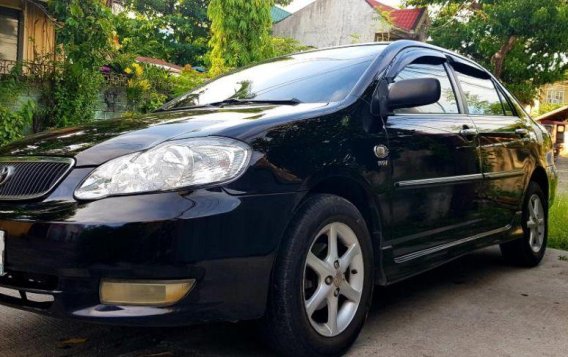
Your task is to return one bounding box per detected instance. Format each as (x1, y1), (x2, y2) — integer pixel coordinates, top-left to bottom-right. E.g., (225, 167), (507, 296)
(273, 0), (429, 48)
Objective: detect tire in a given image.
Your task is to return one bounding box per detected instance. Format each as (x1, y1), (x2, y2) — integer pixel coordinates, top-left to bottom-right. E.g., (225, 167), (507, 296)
(500, 181), (548, 267)
(262, 194), (374, 356)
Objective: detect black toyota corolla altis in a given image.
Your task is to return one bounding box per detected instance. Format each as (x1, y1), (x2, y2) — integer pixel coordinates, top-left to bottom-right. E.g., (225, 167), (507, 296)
(0, 41), (558, 356)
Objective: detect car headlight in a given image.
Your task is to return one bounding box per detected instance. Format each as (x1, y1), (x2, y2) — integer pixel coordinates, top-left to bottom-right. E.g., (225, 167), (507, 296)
(75, 137), (251, 200)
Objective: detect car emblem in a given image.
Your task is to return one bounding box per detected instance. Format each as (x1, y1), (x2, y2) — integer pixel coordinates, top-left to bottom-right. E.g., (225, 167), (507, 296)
(0, 165), (14, 187)
(373, 145), (389, 159)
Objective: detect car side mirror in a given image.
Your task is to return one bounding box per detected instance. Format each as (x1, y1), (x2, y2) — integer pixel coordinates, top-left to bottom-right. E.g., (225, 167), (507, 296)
(387, 78), (441, 111)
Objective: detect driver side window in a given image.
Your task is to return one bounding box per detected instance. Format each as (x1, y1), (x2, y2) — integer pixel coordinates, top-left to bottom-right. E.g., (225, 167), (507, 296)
(393, 63), (459, 115)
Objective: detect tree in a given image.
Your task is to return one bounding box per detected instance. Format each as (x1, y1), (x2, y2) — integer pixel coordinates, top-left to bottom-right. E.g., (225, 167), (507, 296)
(117, 0), (210, 66)
(208, 0), (275, 75)
(47, 0), (116, 127)
(406, 0), (568, 104)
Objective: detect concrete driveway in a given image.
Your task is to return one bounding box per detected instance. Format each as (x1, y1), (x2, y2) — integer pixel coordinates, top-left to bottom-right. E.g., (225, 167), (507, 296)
(1, 247), (567, 357)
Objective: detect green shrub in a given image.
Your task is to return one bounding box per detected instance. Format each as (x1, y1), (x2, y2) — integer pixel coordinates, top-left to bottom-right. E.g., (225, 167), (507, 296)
(0, 101), (35, 146)
(549, 194), (568, 251)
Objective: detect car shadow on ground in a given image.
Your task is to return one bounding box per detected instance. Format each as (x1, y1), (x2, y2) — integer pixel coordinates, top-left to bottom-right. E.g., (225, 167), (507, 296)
(2, 248), (518, 356)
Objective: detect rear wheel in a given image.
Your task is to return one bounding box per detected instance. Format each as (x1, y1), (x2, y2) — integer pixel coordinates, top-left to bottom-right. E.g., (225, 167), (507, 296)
(500, 182), (547, 267)
(262, 194), (374, 356)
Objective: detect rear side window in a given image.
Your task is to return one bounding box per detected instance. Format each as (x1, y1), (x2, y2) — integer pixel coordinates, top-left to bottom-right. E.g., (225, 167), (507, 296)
(455, 70), (505, 116)
(393, 63), (459, 115)
(497, 89), (515, 116)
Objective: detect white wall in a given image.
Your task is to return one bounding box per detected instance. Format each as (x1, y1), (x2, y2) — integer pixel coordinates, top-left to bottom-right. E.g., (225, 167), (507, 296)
(273, 0), (390, 48)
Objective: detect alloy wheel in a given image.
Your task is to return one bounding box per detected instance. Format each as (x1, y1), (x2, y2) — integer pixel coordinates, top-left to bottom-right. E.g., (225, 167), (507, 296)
(303, 222), (365, 337)
(526, 193), (545, 253)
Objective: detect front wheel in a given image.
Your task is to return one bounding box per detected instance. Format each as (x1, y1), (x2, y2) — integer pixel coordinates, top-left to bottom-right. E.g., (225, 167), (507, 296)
(500, 182), (548, 267)
(262, 194), (374, 356)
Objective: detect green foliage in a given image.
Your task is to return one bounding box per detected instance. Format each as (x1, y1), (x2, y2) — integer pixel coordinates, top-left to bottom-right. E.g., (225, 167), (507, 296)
(0, 67), (35, 144)
(272, 37), (313, 57)
(171, 68), (209, 97)
(45, 0), (116, 127)
(405, 0), (568, 104)
(538, 102), (564, 116)
(0, 101), (35, 146)
(550, 193), (568, 251)
(123, 62), (207, 113)
(208, 0), (275, 75)
(49, 66), (104, 127)
(49, 0), (115, 68)
(117, 0), (210, 66)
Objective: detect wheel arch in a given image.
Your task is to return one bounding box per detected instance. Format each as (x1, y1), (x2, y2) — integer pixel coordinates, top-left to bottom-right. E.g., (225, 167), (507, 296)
(528, 166), (549, 205)
(303, 173), (387, 284)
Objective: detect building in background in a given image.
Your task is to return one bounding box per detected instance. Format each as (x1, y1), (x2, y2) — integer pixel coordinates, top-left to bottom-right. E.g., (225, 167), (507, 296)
(541, 81), (568, 106)
(273, 0), (429, 48)
(535, 105), (568, 158)
(271, 6), (292, 24)
(0, 0), (55, 73)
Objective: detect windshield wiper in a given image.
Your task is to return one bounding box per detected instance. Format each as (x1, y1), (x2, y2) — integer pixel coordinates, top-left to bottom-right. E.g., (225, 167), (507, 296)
(208, 98), (303, 107)
(157, 98), (302, 112)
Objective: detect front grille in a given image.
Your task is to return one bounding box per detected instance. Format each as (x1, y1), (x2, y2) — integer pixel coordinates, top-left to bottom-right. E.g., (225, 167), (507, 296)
(0, 157), (74, 201)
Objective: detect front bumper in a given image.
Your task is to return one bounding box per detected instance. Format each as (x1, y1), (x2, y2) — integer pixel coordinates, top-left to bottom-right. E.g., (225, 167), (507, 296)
(0, 170), (298, 326)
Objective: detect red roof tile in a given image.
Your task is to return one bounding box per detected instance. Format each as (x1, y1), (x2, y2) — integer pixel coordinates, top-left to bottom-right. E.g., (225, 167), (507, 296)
(365, 0), (426, 31)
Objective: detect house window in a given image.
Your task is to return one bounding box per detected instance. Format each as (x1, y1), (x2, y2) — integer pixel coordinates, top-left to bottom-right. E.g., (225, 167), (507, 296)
(547, 90), (565, 105)
(0, 6), (22, 62)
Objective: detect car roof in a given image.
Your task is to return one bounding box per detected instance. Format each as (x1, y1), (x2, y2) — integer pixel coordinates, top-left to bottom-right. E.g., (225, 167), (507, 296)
(297, 40), (487, 74)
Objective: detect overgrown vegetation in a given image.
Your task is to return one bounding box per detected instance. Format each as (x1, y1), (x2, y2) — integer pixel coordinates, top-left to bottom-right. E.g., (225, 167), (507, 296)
(116, 0), (210, 67)
(208, 0), (275, 75)
(549, 193), (568, 251)
(0, 68), (35, 145)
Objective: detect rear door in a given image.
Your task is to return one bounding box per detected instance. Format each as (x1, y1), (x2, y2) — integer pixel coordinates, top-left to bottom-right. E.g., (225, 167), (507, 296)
(385, 53), (485, 260)
(451, 61), (530, 231)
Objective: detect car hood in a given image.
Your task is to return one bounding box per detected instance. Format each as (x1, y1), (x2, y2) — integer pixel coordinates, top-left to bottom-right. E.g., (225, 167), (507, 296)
(0, 103), (328, 166)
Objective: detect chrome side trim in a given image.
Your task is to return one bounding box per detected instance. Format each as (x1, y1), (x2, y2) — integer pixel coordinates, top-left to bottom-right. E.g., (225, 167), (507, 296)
(395, 173), (483, 189)
(394, 225), (512, 264)
(395, 169), (525, 190)
(388, 219), (484, 246)
(483, 169), (525, 180)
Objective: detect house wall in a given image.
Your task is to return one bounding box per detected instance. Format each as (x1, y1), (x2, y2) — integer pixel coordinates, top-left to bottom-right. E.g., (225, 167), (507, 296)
(23, 2), (56, 62)
(273, 0), (390, 48)
(0, 0), (55, 62)
(541, 81), (568, 106)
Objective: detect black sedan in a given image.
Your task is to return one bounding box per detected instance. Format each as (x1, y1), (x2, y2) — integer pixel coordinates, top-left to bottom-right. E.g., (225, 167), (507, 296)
(0, 41), (557, 356)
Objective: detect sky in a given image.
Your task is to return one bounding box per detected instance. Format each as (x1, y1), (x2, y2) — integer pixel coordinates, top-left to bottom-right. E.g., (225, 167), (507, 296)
(282, 0), (402, 13)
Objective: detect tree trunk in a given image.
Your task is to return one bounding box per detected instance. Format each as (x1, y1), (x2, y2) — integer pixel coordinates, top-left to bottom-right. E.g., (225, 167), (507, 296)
(491, 36), (517, 79)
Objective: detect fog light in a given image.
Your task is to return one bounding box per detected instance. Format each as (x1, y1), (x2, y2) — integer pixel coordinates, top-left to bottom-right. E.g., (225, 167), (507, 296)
(100, 279), (195, 307)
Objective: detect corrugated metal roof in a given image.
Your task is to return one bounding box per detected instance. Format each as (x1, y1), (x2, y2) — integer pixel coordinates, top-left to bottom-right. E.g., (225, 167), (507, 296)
(271, 6), (291, 23)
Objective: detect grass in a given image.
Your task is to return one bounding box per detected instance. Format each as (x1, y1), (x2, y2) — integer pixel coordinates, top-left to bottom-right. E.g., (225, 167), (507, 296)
(549, 193), (568, 251)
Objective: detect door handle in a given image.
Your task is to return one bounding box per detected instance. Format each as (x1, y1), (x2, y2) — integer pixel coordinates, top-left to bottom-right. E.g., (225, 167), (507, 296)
(460, 128), (478, 139)
(515, 128), (529, 137)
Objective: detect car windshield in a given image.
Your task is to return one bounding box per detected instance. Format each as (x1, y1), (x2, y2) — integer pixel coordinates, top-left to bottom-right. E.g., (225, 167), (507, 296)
(163, 45), (386, 110)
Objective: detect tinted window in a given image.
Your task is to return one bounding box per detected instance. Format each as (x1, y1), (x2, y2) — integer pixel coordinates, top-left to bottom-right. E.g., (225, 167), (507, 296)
(497, 89), (515, 116)
(456, 71), (504, 115)
(165, 45), (386, 109)
(393, 63), (459, 114)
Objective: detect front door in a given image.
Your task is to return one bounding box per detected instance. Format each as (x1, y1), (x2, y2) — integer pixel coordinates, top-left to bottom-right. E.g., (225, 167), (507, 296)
(384, 60), (484, 260)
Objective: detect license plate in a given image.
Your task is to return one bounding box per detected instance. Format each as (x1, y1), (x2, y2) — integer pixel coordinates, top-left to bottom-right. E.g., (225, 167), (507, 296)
(0, 231), (5, 276)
